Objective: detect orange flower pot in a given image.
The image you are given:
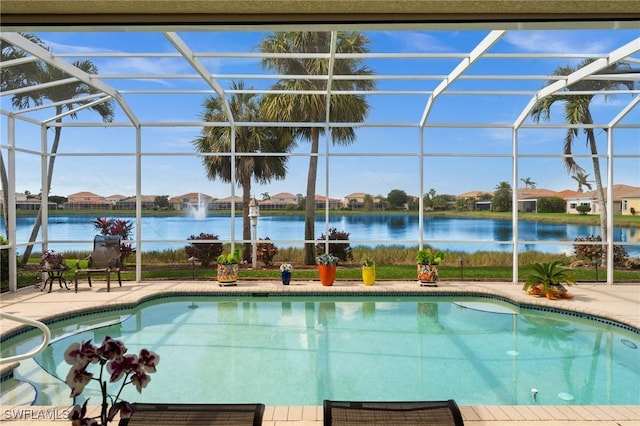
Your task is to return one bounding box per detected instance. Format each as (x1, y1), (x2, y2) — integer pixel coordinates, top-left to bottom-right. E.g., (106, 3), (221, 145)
(318, 264), (337, 286)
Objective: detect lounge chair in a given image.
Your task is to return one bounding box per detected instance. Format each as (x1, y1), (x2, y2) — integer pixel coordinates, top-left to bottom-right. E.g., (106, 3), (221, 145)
(118, 403), (266, 426)
(74, 235), (123, 293)
(323, 399), (464, 426)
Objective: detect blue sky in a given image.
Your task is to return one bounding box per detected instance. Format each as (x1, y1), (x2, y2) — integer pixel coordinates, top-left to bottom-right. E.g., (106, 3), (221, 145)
(2, 28), (639, 200)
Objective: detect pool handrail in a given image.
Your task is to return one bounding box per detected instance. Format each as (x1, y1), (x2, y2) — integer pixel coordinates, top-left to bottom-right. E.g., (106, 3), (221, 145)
(0, 311), (51, 364)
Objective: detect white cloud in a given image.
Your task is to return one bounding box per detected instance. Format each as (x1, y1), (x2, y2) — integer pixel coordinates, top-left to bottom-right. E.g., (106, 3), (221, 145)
(505, 31), (607, 54)
(382, 31), (453, 53)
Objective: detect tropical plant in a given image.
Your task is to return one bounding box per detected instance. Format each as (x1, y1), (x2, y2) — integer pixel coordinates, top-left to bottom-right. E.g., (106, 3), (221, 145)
(217, 247), (242, 265)
(1, 34), (51, 238)
(256, 237), (279, 267)
(492, 181), (512, 212)
(530, 59), (635, 250)
(315, 227), (354, 262)
(39, 249), (67, 270)
(259, 31), (376, 265)
(522, 260), (576, 299)
(93, 218), (135, 260)
(0, 236), (9, 282)
(571, 170), (593, 193)
(7, 33), (116, 267)
(64, 336), (159, 426)
(184, 233), (223, 267)
(416, 248), (445, 265)
(315, 252), (339, 265)
(192, 81), (294, 263)
(520, 177), (537, 189)
(362, 256), (375, 267)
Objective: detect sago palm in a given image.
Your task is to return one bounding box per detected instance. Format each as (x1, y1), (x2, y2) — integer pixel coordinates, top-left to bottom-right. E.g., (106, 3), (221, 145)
(259, 31), (376, 264)
(523, 260), (576, 295)
(192, 81), (294, 262)
(530, 59), (635, 249)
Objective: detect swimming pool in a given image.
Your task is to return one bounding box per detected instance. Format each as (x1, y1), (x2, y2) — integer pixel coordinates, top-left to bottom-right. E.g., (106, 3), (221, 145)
(3, 295), (639, 407)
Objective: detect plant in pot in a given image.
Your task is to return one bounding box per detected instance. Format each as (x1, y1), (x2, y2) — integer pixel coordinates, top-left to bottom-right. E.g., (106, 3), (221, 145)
(361, 256), (375, 286)
(522, 260), (576, 300)
(416, 248), (445, 286)
(316, 253), (339, 286)
(280, 263), (293, 285)
(216, 247), (242, 286)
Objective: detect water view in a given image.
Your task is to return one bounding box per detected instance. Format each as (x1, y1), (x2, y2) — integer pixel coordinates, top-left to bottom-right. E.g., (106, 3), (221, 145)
(4, 213), (639, 256)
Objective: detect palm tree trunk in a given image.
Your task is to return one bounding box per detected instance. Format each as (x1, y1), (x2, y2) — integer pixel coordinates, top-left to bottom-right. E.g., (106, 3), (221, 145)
(0, 153), (9, 239)
(241, 179), (252, 263)
(585, 125), (607, 261)
(304, 128), (320, 265)
(19, 117), (62, 266)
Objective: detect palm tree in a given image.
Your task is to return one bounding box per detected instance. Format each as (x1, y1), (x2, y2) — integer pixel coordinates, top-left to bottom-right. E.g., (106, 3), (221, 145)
(493, 181), (512, 212)
(6, 36), (115, 266)
(571, 170), (593, 193)
(259, 31), (376, 264)
(520, 177), (537, 189)
(192, 81), (294, 262)
(1, 34), (50, 239)
(530, 59), (635, 248)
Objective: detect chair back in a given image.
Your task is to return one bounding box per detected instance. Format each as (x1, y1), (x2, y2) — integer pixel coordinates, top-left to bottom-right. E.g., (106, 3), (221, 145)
(323, 399), (465, 426)
(119, 403), (265, 426)
(89, 235), (122, 269)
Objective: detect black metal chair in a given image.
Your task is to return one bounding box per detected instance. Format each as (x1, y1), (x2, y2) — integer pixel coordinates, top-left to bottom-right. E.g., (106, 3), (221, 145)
(118, 403), (265, 426)
(323, 399), (464, 426)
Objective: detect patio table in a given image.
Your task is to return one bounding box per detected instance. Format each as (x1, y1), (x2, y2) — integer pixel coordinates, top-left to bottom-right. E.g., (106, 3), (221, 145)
(36, 266), (70, 293)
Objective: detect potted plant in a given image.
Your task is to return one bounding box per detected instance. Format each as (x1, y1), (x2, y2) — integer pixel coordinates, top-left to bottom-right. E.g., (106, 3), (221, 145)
(416, 248), (444, 286)
(39, 249), (68, 270)
(280, 263), (293, 285)
(216, 247), (242, 285)
(523, 260), (576, 300)
(316, 253), (339, 286)
(361, 256), (375, 286)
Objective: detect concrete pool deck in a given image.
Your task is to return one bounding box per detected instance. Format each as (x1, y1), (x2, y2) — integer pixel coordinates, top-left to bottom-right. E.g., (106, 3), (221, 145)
(1, 278), (639, 425)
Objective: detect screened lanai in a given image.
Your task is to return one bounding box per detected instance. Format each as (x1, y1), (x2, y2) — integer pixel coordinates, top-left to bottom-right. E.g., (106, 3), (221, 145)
(1, 9), (639, 291)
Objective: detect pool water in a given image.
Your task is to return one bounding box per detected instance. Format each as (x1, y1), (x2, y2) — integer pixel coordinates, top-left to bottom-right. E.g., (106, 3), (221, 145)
(5, 296), (640, 406)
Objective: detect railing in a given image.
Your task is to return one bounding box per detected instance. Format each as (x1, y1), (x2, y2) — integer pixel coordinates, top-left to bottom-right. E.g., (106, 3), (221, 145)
(0, 312), (51, 364)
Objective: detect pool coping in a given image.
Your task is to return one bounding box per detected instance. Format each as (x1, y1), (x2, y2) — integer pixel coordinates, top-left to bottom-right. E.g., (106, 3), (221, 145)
(1, 279), (639, 425)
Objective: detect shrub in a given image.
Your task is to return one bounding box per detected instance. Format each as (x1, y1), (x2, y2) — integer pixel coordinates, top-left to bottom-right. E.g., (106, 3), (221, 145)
(0, 236), (9, 283)
(573, 235), (629, 267)
(185, 233), (223, 267)
(576, 205), (591, 215)
(256, 237), (279, 267)
(537, 196), (566, 213)
(316, 227), (354, 262)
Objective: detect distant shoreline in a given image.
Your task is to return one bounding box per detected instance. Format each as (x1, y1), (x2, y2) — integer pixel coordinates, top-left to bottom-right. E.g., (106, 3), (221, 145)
(10, 208), (640, 228)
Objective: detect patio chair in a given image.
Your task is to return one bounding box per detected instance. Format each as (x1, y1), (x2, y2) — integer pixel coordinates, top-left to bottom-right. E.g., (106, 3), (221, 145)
(323, 399), (464, 426)
(74, 235), (123, 293)
(118, 402), (265, 426)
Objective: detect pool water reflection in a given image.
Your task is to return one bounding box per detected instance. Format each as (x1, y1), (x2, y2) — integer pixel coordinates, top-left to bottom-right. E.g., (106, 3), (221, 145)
(17, 296), (638, 407)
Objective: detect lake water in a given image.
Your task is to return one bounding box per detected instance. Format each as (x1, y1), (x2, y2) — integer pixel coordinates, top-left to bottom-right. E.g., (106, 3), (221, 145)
(3, 213), (639, 256)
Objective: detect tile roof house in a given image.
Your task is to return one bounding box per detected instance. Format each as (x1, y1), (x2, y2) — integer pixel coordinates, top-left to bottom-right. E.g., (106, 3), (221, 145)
(259, 192), (299, 210)
(65, 191), (112, 210)
(566, 185), (640, 215)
